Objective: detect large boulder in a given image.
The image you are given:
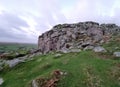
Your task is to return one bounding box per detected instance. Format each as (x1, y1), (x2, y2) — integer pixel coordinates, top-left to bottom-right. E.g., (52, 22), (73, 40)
(93, 46), (107, 53)
(6, 59), (24, 68)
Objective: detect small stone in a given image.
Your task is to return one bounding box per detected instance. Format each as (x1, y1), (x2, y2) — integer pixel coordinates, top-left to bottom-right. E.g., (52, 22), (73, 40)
(32, 80), (38, 87)
(84, 46), (94, 50)
(64, 72), (67, 75)
(69, 49), (81, 53)
(6, 59), (24, 68)
(60, 48), (70, 53)
(54, 54), (62, 58)
(93, 46), (107, 52)
(0, 78), (4, 85)
(113, 52), (120, 57)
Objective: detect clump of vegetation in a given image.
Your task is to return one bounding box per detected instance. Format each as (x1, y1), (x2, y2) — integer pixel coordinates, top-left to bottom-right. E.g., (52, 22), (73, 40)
(98, 36), (120, 59)
(103, 36), (120, 52)
(40, 63), (52, 71)
(30, 70), (64, 87)
(109, 63), (120, 84)
(83, 66), (102, 87)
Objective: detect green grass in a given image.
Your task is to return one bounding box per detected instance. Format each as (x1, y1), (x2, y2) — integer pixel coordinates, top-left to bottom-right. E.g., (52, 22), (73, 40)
(103, 36), (120, 53)
(0, 51), (120, 87)
(0, 43), (37, 59)
(0, 43), (37, 53)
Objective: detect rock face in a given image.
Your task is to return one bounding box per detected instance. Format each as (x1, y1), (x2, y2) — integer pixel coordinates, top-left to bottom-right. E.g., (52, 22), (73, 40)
(38, 21), (120, 54)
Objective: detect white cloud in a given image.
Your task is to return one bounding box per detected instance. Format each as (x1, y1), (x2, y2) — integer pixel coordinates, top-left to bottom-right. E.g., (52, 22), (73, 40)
(0, 0), (120, 43)
(63, 0), (120, 24)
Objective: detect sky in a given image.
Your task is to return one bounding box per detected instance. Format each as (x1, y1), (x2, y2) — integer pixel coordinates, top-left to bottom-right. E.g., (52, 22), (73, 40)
(0, 0), (120, 43)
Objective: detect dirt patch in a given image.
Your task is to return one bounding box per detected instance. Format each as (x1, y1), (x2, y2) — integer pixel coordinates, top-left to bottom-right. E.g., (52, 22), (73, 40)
(31, 70), (67, 87)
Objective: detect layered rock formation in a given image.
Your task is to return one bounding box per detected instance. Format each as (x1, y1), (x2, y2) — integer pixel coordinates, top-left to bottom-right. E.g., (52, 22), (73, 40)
(38, 21), (120, 54)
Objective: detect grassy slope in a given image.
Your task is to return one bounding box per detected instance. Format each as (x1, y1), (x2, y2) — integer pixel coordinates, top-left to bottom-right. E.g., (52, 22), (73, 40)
(0, 51), (120, 87)
(0, 43), (37, 60)
(0, 43), (37, 52)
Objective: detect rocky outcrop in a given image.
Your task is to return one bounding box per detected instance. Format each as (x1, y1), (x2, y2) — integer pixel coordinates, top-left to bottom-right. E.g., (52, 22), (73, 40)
(38, 21), (120, 54)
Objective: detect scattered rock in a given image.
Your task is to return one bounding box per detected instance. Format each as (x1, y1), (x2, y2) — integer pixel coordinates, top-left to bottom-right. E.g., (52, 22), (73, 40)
(35, 52), (42, 56)
(4, 52), (41, 68)
(60, 48), (81, 53)
(6, 59), (24, 68)
(32, 80), (39, 87)
(113, 52), (120, 57)
(93, 46), (107, 53)
(60, 48), (70, 53)
(84, 46), (94, 50)
(29, 54), (36, 58)
(0, 78), (4, 85)
(54, 54), (62, 58)
(69, 49), (81, 53)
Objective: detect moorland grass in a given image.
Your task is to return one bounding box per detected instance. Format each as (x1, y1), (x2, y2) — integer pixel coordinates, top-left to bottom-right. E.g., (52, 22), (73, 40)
(0, 51), (120, 87)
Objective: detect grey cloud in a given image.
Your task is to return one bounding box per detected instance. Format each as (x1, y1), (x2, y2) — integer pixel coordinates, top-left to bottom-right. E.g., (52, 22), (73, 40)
(65, 0), (120, 25)
(34, 11), (67, 35)
(0, 0), (120, 43)
(0, 11), (31, 42)
(0, 12), (29, 29)
(0, 0), (67, 43)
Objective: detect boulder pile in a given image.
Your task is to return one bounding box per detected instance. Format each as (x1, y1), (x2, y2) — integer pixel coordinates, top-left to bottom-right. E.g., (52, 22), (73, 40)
(38, 21), (120, 54)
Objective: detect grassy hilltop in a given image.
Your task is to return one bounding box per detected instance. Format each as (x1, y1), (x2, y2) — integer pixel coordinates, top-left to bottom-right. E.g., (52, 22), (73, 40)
(0, 39), (120, 87)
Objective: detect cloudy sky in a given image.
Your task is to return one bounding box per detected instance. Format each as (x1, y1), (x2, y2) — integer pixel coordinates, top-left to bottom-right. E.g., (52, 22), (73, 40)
(0, 0), (120, 43)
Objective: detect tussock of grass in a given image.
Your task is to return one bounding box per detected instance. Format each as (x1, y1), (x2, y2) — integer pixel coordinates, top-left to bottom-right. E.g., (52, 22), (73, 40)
(0, 51), (120, 87)
(83, 66), (102, 87)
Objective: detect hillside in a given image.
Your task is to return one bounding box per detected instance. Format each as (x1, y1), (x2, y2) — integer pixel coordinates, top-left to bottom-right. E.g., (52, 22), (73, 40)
(0, 50), (120, 87)
(0, 21), (120, 87)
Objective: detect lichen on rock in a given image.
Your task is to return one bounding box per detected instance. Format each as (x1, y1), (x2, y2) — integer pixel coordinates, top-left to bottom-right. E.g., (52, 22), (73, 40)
(38, 21), (120, 54)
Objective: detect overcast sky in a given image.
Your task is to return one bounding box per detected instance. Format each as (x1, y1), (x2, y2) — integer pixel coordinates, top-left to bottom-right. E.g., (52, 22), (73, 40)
(0, 0), (120, 43)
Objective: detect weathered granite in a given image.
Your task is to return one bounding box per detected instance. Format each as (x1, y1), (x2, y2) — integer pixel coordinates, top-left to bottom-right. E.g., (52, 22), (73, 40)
(38, 21), (120, 54)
